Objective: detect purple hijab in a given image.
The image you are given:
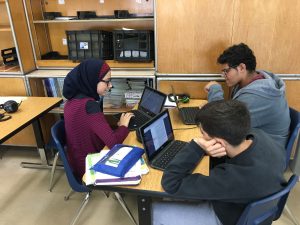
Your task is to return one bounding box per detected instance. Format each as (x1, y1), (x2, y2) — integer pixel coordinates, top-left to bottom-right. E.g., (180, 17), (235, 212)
(63, 59), (110, 101)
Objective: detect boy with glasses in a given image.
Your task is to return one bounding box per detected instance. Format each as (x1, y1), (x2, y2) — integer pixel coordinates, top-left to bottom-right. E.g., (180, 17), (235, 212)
(204, 43), (290, 148)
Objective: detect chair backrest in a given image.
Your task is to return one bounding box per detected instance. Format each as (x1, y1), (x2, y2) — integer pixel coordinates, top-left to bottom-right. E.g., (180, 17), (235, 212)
(286, 107), (300, 168)
(51, 119), (90, 193)
(236, 175), (298, 225)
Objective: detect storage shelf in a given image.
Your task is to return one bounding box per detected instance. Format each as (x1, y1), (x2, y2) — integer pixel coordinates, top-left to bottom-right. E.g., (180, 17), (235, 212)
(0, 63), (20, 74)
(26, 69), (155, 78)
(36, 60), (154, 69)
(33, 18), (153, 24)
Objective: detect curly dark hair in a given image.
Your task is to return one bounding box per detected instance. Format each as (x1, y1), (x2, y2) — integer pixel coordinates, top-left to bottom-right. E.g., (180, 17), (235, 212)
(195, 100), (251, 146)
(217, 43), (256, 72)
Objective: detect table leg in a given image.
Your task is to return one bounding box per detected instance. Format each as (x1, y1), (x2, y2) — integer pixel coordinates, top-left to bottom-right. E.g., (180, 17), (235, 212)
(21, 120), (51, 169)
(137, 195), (152, 225)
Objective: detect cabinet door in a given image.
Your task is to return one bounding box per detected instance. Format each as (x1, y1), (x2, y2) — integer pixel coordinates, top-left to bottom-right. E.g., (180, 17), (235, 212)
(231, 0), (300, 73)
(157, 80), (230, 100)
(0, 0), (35, 74)
(285, 80), (300, 111)
(156, 0), (234, 74)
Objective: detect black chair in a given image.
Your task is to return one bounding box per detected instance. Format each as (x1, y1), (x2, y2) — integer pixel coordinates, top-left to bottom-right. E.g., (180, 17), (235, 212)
(236, 175), (298, 225)
(51, 119), (137, 225)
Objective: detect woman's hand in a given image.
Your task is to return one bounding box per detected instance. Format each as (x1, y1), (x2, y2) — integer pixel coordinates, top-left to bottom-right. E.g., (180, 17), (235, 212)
(118, 112), (134, 127)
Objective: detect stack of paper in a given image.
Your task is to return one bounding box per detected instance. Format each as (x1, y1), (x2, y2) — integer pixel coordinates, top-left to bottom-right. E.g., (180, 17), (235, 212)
(85, 150), (149, 186)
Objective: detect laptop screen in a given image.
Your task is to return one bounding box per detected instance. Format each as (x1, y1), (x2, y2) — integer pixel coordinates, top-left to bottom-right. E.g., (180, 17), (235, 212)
(138, 86), (166, 116)
(140, 110), (174, 161)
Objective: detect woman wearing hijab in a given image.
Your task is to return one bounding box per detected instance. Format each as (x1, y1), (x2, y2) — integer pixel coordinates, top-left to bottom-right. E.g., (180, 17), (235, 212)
(63, 59), (133, 180)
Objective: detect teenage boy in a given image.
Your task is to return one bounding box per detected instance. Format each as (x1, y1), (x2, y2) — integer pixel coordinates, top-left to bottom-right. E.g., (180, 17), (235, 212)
(205, 43), (290, 147)
(153, 100), (286, 225)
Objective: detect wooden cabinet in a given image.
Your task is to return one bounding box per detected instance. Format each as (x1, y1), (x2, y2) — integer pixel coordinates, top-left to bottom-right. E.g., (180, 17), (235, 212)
(157, 77), (230, 100)
(24, 0), (155, 69)
(26, 69), (155, 114)
(0, 0), (35, 74)
(284, 79), (300, 111)
(155, 0), (300, 74)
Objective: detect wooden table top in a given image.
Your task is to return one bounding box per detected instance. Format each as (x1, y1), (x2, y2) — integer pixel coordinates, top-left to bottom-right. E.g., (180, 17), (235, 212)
(0, 96), (62, 143)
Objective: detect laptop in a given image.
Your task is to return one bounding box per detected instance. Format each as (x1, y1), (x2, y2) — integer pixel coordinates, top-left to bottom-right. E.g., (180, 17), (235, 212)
(171, 86), (200, 125)
(139, 109), (196, 170)
(113, 86), (167, 131)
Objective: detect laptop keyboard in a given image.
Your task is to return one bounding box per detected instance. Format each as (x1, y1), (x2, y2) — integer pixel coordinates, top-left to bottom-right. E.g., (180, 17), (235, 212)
(153, 140), (187, 169)
(129, 110), (150, 128)
(180, 107), (200, 124)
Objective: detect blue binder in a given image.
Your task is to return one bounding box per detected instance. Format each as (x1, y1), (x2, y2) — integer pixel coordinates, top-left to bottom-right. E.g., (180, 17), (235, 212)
(90, 144), (144, 177)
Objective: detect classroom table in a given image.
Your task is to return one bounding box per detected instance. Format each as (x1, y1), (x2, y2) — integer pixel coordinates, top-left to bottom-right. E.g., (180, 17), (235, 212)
(1, 96), (63, 169)
(88, 99), (209, 225)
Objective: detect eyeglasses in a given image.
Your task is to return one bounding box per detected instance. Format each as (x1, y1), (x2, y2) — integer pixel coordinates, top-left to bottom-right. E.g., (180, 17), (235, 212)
(100, 79), (112, 86)
(221, 65), (239, 76)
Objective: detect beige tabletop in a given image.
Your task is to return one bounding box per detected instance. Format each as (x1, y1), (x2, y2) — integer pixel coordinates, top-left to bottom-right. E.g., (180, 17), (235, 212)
(0, 96), (62, 143)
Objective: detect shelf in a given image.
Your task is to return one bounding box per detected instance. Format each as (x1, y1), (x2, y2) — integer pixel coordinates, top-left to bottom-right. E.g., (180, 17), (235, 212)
(33, 18), (153, 24)
(0, 63), (20, 73)
(36, 60), (154, 69)
(0, 25), (11, 32)
(27, 69), (155, 78)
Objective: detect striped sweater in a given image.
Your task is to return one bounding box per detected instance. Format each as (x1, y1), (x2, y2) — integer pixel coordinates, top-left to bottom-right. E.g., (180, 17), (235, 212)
(64, 97), (129, 180)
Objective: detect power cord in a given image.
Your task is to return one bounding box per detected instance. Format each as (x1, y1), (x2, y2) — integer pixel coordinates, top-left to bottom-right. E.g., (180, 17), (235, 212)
(0, 112), (12, 122)
(173, 126), (198, 130)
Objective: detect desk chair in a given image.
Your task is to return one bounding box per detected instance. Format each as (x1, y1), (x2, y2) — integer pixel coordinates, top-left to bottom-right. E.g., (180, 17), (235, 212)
(51, 120), (137, 225)
(284, 107), (300, 225)
(236, 175), (298, 225)
(285, 107), (300, 168)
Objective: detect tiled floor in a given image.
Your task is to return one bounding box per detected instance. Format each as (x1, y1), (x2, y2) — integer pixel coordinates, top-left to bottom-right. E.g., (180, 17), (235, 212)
(0, 148), (299, 225)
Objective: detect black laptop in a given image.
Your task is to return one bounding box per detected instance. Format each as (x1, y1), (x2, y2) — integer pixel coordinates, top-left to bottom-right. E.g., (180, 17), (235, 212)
(113, 86), (167, 131)
(171, 86), (200, 125)
(139, 109), (196, 170)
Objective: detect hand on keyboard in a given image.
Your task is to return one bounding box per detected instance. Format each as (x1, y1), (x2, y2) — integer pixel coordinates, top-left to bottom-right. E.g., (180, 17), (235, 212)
(118, 112), (135, 127)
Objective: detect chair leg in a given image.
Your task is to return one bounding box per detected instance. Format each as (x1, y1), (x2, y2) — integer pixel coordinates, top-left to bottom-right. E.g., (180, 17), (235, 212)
(70, 192), (90, 225)
(65, 188), (74, 201)
(284, 205), (300, 225)
(49, 152), (59, 192)
(102, 191), (110, 198)
(114, 192), (137, 225)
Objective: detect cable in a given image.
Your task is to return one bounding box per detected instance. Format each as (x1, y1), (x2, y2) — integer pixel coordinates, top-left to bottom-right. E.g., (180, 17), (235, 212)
(173, 126), (198, 130)
(0, 112), (12, 122)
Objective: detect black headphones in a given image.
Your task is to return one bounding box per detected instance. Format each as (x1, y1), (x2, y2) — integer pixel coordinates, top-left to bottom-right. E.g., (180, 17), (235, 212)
(0, 100), (21, 122)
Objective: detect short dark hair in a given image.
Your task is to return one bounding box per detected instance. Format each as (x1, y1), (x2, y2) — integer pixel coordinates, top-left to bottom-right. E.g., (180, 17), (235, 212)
(217, 43), (256, 72)
(195, 100), (251, 146)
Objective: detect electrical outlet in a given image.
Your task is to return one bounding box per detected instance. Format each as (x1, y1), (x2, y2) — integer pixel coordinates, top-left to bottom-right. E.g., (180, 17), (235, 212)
(58, 0), (65, 5)
(62, 38), (67, 45)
